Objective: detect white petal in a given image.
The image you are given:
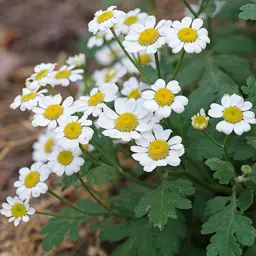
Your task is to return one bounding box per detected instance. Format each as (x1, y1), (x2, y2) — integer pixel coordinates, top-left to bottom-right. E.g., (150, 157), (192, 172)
(234, 121), (250, 135)
(142, 90), (155, 100)
(208, 104), (224, 118)
(166, 80), (180, 94)
(216, 120), (234, 135)
(192, 18), (203, 30)
(241, 101), (253, 111)
(230, 94), (244, 107)
(145, 16), (156, 28)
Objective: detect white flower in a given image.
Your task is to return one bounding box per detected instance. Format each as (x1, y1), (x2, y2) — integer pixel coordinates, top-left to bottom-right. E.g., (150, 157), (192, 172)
(191, 108), (209, 130)
(166, 17), (210, 54)
(32, 94), (76, 130)
(87, 33), (105, 48)
(117, 8), (148, 35)
(74, 83), (118, 117)
(0, 196), (35, 226)
(131, 125), (185, 172)
(48, 147), (85, 176)
(32, 130), (56, 162)
(97, 98), (153, 142)
(51, 65), (84, 87)
(208, 94), (256, 135)
(142, 79), (188, 119)
(121, 77), (148, 100)
(26, 63), (56, 90)
(54, 115), (94, 149)
(66, 53), (86, 67)
(10, 88), (47, 111)
(95, 42), (124, 66)
(123, 16), (171, 54)
(88, 6), (125, 34)
(93, 63), (127, 86)
(14, 162), (50, 200)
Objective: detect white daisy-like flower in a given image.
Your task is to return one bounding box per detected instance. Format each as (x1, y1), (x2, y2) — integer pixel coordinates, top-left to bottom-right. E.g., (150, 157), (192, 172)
(208, 94), (256, 135)
(48, 147), (85, 176)
(0, 196), (35, 227)
(51, 65), (84, 87)
(74, 83), (118, 117)
(92, 63), (127, 86)
(66, 53), (86, 67)
(10, 88), (47, 111)
(26, 63), (56, 90)
(87, 33), (105, 48)
(117, 8), (148, 35)
(32, 130), (56, 162)
(95, 42), (124, 66)
(32, 94), (76, 130)
(131, 125), (185, 172)
(88, 6), (125, 35)
(142, 79), (188, 119)
(166, 17), (210, 54)
(54, 115), (94, 149)
(191, 108), (209, 130)
(121, 77), (148, 100)
(14, 162), (50, 200)
(123, 16), (171, 54)
(97, 98), (153, 142)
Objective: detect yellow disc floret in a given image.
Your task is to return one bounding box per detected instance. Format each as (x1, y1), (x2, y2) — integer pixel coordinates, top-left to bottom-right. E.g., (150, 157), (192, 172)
(178, 28), (198, 43)
(223, 107), (243, 124)
(115, 113), (139, 132)
(138, 28), (160, 46)
(88, 92), (105, 106)
(64, 122), (82, 139)
(24, 171), (40, 188)
(44, 138), (54, 153)
(193, 116), (208, 130)
(58, 150), (74, 166)
(148, 140), (169, 160)
(97, 11), (113, 24)
(44, 104), (64, 120)
(124, 15), (138, 26)
(139, 53), (151, 66)
(105, 69), (116, 83)
(155, 88), (175, 107)
(55, 70), (71, 79)
(35, 69), (49, 80)
(11, 203), (26, 218)
(128, 88), (140, 100)
(21, 92), (36, 102)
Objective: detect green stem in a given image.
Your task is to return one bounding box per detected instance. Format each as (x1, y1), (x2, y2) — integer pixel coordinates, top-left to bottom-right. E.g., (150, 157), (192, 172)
(154, 52), (161, 79)
(181, 0), (197, 17)
(137, 53), (141, 65)
(67, 85), (75, 98)
(223, 135), (233, 161)
(171, 50), (185, 80)
(110, 28), (152, 84)
(197, 0), (211, 16)
(35, 211), (85, 219)
(203, 131), (224, 149)
(47, 85), (57, 95)
(79, 143), (103, 165)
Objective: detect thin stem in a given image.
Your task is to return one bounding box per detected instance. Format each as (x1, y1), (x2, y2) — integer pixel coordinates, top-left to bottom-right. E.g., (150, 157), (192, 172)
(223, 135), (233, 161)
(67, 85), (75, 98)
(47, 85), (57, 95)
(171, 50), (185, 80)
(35, 211), (85, 219)
(197, 0), (210, 16)
(181, 0), (197, 17)
(110, 28), (152, 84)
(154, 52), (161, 79)
(137, 53), (141, 65)
(79, 143), (103, 165)
(203, 131), (224, 149)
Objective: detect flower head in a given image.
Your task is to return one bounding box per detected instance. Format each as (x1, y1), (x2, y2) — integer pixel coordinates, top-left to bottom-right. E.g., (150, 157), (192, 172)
(191, 108), (209, 130)
(66, 53), (86, 67)
(87, 33), (105, 48)
(0, 196), (35, 226)
(166, 17), (210, 54)
(208, 94), (256, 135)
(131, 125), (185, 172)
(142, 79), (188, 119)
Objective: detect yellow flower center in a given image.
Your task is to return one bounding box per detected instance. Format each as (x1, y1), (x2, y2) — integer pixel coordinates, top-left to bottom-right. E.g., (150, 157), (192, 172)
(128, 88), (140, 99)
(64, 122), (82, 139)
(44, 138), (54, 153)
(57, 150), (74, 166)
(24, 171), (40, 188)
(178, 28), (198, 43)
(88, 92), (105, 106)
(81, 144), (89, 151)
(11, 203), (26, 218)
(105, 69), (116, 83)
(35, 69), (49, 80)
(21, 92), (36, 102)
(155, 88), (175, 107)
(193, 116), (208, 130)
(115, 113), (139, 132)
(139, 53), (151, 66)
(223, 107), (243, 124)
(138, 28), (160, 46)
(95, 34), (102, 39)
(148, 140), (169, 160)
(44, 104), (64, 120)
(55, 70), (71, 79)
(124, 15), (138, 26)
(97, 11), (113, 24)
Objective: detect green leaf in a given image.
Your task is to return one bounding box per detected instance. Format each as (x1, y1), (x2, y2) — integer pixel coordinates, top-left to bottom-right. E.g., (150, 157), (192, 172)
(77, 198), (107, 214)
(237, 188), (254, 211)
(134, 179), (194, 230)
(204, 196), (231, 216)
(239, 0), (256, 20)
(246, 136), (256, 149)
(241, 76), (256, 105)
(205, 158), (234, 185)
(86, 164), (116, 186)
(221, 84), (240, 95)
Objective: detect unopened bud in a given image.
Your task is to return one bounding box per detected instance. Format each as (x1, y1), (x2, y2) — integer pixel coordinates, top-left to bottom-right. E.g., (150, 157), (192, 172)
(235, 175), (246, 183)
(241, 165), (252, 175)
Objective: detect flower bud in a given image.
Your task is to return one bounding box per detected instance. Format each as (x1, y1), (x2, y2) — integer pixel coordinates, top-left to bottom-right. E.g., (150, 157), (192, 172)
(241, 165), (252, 175)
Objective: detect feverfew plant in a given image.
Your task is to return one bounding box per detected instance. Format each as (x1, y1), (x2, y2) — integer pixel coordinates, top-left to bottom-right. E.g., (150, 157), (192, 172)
(2, 1), (256, 255)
